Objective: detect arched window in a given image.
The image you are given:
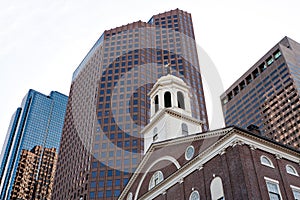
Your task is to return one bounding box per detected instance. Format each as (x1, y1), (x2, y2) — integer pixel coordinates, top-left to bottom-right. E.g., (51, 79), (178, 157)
(126, 192), (133, 200)
(260, 155), (274, 168)
(182, 123), (188, 136)
(164, 92), (172, 108)
(154, 95), (159, 113)
(149, 171), (164, 190)
(177, 91), (185, 109)
(286, 164), (298, 176)
(189, 190), (200, 200)
(210, 177), (225, 200)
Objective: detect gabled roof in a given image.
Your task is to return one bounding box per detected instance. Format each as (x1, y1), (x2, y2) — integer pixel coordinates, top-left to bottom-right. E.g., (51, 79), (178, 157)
(119, 126), (300, 200)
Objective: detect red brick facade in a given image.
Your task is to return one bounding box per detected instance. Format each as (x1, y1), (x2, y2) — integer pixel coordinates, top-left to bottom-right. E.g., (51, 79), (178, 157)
(119, 127), (300, 200)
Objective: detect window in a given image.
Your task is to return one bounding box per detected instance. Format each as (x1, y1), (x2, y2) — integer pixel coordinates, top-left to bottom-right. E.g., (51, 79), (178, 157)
(98, 191), (103, 198)
(267, 57), (274, 66)
(189, 190), (200, 200)
(260, 155), (274, 168)
(106, 190), (112, 197)
(286, 164), (299, 176)
(164, 91), (172, 108)
(149, 171), (164, 190)
(90, 181), (96, 188)
(291, 185), (300, 200)
(155, 95), (159, 112)
(274, 50), (282, 60)
(177, 91), (185, 109)
(185, 145), (194, 160)
(265, 178), (281, 200)
(210, 177), (225, 200)
(90, 192), (95, 199)
(92, 171), (97, 178)
(182, 123), (188, 136)
(127, 192), (133, 200)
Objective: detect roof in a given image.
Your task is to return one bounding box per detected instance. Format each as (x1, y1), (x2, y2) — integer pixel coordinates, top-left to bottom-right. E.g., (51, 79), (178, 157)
(119, 126), (300, 200)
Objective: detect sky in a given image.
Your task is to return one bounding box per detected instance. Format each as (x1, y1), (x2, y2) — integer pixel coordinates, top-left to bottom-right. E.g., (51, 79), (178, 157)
(0, 0), (300, 149)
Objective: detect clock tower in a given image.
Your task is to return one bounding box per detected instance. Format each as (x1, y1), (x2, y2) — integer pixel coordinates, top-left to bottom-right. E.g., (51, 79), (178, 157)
(142, 71), (203, 153)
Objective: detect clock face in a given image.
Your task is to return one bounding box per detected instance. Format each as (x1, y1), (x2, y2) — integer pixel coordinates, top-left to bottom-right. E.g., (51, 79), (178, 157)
(185, 145), (195, 160)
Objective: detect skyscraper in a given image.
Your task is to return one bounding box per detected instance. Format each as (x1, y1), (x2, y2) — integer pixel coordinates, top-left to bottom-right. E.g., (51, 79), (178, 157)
(11, 146), (58, 200)
(221, 36), (300, 149)
(52, 9), (208, 199)
(0, 90), (68, 199)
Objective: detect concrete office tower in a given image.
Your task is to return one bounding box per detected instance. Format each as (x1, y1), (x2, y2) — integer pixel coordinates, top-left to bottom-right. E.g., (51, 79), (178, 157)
(221, 37), (300, 149)
(0, 90), (68, 200)
(52, 9), (208, 200)
(11, 146), (58, 200)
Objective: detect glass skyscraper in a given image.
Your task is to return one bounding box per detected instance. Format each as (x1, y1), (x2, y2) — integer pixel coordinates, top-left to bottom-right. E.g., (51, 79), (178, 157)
(53, 9), (208, 199)
(0, 89), (68, 199)
(221, 37), (300, 149)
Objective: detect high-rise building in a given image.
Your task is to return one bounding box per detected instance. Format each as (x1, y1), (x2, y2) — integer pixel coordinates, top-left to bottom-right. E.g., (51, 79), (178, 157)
(53, 9), (208, 200)
(0, 90), (68, 199)
(221, 36), (300, 149)
(11, 146), (58, 200)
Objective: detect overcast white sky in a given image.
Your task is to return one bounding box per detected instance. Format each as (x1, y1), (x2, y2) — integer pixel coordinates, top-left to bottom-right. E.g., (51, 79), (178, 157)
(1, 0), (300, 149)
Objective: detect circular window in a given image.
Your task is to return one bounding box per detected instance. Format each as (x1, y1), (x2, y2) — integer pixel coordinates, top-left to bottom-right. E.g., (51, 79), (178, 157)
(189, 190), (200, 200)
(185, 145), (195, 160)
(126, 192), (133, 200)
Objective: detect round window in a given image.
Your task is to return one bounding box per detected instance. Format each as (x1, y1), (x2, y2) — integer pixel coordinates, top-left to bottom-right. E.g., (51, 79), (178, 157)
(185, 145), (195, 160)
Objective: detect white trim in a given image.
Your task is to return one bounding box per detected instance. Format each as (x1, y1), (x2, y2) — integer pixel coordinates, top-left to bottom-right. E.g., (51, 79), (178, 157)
(149, 171), (164, 190)
(264, 177), (279, 184)
(291, 185), (300, 191)
(118, 128), (300, 200)
(260, 155), (275, 168)
(141, 107), (203, 135)
(185, 145), (195, 160)
(264, 177), (282, 200)
(189, 190), (200, 200)
(286, 164), (299, 176)
(139, 133), (300, 200)
(134, 155), (180, 200)
(291, 185), (300, 200)
(126, 192), (133, 200)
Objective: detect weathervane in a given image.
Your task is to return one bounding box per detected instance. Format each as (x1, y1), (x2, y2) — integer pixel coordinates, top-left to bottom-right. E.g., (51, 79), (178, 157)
(164, 63), (171, 74)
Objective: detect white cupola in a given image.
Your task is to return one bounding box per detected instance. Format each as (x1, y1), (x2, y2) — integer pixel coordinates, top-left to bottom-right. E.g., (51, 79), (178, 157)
(142, 67), (203, 153)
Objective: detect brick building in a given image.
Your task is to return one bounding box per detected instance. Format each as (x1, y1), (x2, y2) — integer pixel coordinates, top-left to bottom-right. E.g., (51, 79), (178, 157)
(119, 73), (300, 200)
(11, 146), (58, 200)
(119, 126), (300, 200)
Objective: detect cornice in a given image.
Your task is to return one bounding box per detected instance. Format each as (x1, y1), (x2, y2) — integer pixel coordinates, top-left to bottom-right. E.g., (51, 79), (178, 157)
(118, 127), (232, 200)
(139, 130), (300, 199)
(141, 108), (203, 135)
(119, 127), (300, 200)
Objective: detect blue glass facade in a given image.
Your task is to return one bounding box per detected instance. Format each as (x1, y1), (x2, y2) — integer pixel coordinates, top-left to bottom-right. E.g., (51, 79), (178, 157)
(0, 89), (68, 199)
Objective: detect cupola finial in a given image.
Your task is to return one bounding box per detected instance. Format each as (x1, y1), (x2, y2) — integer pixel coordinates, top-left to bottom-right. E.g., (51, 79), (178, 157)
(164, 63), (171, 74)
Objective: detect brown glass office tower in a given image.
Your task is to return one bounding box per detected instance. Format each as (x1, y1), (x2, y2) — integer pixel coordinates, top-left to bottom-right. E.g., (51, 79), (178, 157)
(11, 146), (57, 200)
(52, 9), (208, 199)
(221, 37), (300, 150)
